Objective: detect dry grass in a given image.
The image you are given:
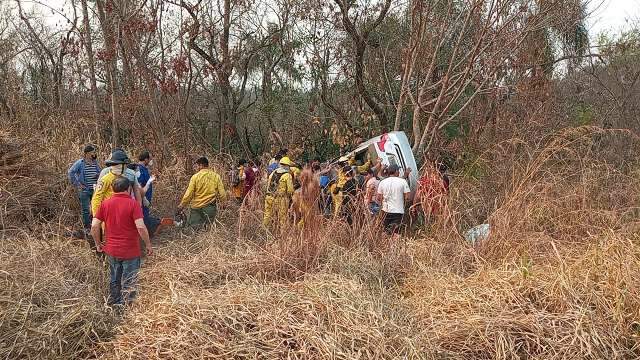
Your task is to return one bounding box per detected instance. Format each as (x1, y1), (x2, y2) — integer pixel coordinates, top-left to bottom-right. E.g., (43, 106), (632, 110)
(2, 124), (640, 359)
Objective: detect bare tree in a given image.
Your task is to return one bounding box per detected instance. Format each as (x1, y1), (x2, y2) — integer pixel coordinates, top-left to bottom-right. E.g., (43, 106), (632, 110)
(16, 0), (78, 109)
(333, 0), (392, 128)
(80, 0), (100, 121)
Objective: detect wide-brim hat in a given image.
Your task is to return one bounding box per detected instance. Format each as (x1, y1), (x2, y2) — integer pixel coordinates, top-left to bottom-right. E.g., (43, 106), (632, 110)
(105, 149), (131, 166)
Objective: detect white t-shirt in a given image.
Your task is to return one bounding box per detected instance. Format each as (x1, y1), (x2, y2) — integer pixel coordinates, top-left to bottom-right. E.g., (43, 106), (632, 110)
(377, 176), (410, 214)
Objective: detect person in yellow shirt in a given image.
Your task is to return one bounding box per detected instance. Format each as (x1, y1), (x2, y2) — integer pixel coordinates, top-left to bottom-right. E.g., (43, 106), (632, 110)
(91, 149), (142, 216)
(231, 159), (247, 201)
(263, 157), (294, 232)
(177, 157), (226, 227)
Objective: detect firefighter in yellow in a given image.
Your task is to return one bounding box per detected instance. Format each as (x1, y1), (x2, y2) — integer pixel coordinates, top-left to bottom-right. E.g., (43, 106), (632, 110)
(91, 149), (142, 216)
(263, 156), (294, 231)
(177, 156), (226, 226)
(331, 155), (372, 216)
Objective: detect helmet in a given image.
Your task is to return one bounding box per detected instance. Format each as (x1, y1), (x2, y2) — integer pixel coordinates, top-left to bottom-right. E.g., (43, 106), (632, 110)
(105, 149), (131, 166)
(279, 156), (293, 166)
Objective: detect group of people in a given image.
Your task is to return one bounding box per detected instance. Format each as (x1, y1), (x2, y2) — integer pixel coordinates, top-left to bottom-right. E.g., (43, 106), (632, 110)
(257, 148), (449, 236)
(67, 145), (449, 306)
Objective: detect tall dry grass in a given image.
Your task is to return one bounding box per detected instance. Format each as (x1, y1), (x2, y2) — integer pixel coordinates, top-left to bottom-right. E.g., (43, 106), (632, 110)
(2, 121), (640, 359)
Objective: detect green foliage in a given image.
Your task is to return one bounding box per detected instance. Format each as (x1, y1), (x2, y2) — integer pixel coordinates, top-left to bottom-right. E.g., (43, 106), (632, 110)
(572, 103), (594, 126)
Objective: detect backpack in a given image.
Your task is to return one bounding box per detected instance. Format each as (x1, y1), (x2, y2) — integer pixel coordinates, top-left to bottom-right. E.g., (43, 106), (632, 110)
(229, 169), (240, 187)
(267, 171), (285, 195)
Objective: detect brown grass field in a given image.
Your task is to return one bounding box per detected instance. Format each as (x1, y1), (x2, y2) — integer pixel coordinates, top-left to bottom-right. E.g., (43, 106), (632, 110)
(2, 126), (640, 359)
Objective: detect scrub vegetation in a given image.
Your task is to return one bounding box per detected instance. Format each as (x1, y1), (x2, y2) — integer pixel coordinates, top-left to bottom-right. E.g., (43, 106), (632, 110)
(1, 0), (640, 359)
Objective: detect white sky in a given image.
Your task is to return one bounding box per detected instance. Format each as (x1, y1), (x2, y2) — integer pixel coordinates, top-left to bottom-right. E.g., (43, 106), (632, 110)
(587, 0), (640, 36)
(24, 0), (640, 40)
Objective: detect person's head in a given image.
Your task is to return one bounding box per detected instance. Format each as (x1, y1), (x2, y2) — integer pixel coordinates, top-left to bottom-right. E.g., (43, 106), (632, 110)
(112, 176), (131, 194)
(83, 144), (97, 160)
(238, 158), (247, 167)
(312, 163), (321, 173)
(195, 156), (209, 171)
(437, 162), (447, 174)
(343, 164), (354, 178)
(138, 150), (152, 166)
(279, 156), (292, 171)
(254, 159), (261, 168)
(365, 168), (375, 180)
(387, 164), (400, 177)
(105, 149), (131, 175)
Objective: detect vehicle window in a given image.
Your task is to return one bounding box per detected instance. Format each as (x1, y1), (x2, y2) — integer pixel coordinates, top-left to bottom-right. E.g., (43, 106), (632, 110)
(367, 144), (378, 162)
(354, 148), (368, 165)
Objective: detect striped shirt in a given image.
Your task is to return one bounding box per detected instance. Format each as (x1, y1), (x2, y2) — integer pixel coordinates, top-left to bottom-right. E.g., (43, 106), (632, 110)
(84, 162), (99, 188)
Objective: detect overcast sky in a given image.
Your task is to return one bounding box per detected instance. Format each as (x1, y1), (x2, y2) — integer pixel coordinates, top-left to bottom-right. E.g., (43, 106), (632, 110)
(26, 0), (640, 38)
(588, 0), (640, 35)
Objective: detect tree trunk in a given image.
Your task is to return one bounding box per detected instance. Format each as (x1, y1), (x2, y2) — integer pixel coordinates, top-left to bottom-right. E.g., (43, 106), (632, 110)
(95, 0), (120, 147)
(80, 0), (100, 122)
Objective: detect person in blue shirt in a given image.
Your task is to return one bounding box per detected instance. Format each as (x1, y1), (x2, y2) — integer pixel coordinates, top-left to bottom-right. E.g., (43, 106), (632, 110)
(267, 149), (287, 175)
(67, 144), (101, 232)
(136, 150), (159, 235)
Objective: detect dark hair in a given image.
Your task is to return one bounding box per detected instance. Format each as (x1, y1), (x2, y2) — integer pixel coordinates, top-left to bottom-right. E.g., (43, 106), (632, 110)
(196, 157), (209, 167)
(254, 159), (262, 167)
(274, 153), (283, 161)
(312, 163), (321, 172)
(83, 144), (96, 153)
(387, 164), (400, 175)
(138, 150), (151, 162)
(112, 176), (131, 193)
(238, 158), (247, 166)
(437, 162), (448, 174)
(127, 163), (139, 170)
(343, 164), (353, 176)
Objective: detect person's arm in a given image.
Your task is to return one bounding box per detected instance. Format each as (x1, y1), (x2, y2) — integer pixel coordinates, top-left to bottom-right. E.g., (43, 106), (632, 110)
(131, 183), (142, 207)
(178, 176), (195, 209)
(90, 217), (103, 252)
(67, 160), (81, 188)
(216, 174), (227, 202)
(135, 218), (153, 256)
(403, 180), (412, 205)
(142, 175), (155, 193)
(286, 174), (294, 196)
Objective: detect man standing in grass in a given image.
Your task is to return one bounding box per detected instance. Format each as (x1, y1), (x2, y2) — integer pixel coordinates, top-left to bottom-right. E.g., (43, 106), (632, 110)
(376, 164), (412, 236)
(177, 157), (226, 227)
(67, 144), (101, 236)
(91, 177), (152, 306)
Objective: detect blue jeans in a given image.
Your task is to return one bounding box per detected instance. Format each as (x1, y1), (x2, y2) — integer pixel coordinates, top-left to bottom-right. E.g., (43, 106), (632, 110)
(143, 207), (160, 235)
(369, 202), (380, 216)
(78, 189), (93, 229)
(108, 256), (141, 305)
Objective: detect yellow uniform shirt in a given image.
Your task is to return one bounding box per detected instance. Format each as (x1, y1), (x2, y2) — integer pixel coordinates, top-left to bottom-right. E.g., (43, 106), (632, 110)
(179, 168), (226, 209)
(91, 171), (118, 215)
(267, 169), (294, 198)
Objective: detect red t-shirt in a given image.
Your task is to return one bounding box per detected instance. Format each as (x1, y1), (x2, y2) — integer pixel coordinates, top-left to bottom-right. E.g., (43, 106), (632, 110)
(95, 193), (144, 259)
(244, 167), (256, 195)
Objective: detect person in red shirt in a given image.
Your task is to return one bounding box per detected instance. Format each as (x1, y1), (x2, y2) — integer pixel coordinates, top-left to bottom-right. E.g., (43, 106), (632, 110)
(90, 176), (153, 306)
(412, 162), (450, 221)
(243, 160), (257, 197)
